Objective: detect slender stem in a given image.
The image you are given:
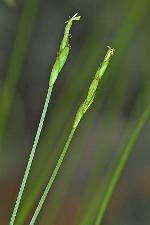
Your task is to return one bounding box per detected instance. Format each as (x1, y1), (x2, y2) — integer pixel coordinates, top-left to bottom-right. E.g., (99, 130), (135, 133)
(29, 127), (76, 225)
(29, 47), (114, 225)
(94, 104), (150, 225)
(9, 85), (52, 225)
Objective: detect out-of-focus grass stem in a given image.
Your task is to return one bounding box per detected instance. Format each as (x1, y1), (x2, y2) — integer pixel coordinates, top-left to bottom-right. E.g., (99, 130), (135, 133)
(0, 0), (41, 140)
(94, 103), (150, 225)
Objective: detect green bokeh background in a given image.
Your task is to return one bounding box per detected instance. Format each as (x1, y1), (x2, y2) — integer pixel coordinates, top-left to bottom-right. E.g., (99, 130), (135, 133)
(0, 0), (150, 224)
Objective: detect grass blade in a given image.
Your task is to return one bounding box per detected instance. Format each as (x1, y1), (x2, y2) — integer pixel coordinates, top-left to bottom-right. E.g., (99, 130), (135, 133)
(94, 103), (150, 225)
(0, 0), (41, 140)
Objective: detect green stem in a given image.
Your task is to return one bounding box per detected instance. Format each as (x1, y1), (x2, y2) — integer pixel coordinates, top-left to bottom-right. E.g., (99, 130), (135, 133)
(29, 127), (76, 225)
(9, 85), (52, 225)
(94, 104), (150, 225)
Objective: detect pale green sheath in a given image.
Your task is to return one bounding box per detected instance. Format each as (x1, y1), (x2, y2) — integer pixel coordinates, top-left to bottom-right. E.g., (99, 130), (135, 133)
(49, 46), (70, 86)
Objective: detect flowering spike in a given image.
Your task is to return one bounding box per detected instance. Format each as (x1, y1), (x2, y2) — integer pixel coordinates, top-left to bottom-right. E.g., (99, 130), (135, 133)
(73, 46), (115, 128)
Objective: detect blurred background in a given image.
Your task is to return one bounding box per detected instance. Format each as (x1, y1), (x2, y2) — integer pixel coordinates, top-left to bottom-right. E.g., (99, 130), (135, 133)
(0, 0), (150, 224)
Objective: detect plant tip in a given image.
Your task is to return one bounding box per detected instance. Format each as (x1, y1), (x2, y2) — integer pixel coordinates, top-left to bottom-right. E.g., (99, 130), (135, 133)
(65, 13), (81, 23)
(107, 46), (115, 55)
(104, 46), (115, 62)
(72, 12), (81, 20)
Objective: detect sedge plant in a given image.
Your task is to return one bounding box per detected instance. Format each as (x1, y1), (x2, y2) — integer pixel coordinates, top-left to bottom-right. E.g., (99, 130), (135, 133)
(15, 2), (150, 221)
(28, 46), (115, 225)
(9, 13), (81, 225)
